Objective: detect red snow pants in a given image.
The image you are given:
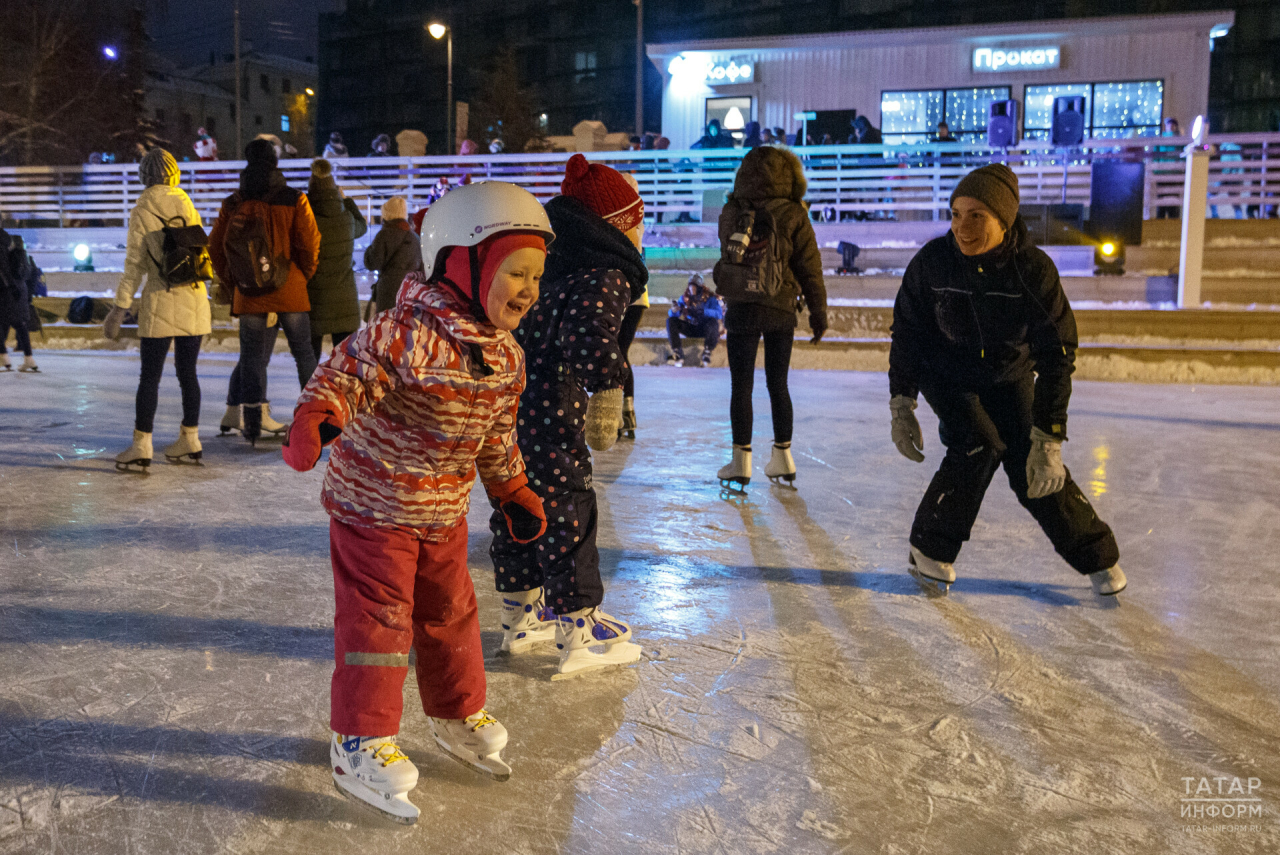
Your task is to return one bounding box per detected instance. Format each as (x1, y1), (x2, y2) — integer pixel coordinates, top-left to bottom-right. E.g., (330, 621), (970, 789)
(329, 517), (486, 737)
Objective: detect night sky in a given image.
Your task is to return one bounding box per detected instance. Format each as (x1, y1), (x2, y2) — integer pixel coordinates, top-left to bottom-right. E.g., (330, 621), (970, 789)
(146, 0), (345, 66)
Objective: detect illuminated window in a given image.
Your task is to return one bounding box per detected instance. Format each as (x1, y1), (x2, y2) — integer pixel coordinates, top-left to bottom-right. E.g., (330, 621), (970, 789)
(1023, 84), (1092, 141)
(574, 51), (597, 84)
(1025, 81), (1163, 140)
(880, 88), (1009, 143)
(281, 114), (290, 132)
(705, 96), (753, 141)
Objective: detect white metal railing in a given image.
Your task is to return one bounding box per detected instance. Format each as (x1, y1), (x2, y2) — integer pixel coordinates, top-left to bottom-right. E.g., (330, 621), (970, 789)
(2, 134), (1277, 226)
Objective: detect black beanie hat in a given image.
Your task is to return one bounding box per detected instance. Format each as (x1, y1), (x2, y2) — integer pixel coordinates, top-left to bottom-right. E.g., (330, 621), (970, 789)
(950, 164), (1020, 229)
(244, 138), (278, 168)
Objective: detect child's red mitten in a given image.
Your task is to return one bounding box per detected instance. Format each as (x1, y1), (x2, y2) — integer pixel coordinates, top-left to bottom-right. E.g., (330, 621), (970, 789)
(489, 474), (547, 543)
(282, 403), (343, 472)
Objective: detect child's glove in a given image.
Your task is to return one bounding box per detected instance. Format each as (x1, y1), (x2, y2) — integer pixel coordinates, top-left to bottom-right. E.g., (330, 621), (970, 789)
(890, 395), (925, 462)
(584, 388), (623, 452)
(282, 402), (343, 472)
(489, 474), (546, 543)
(1025, 427), (1066, 499)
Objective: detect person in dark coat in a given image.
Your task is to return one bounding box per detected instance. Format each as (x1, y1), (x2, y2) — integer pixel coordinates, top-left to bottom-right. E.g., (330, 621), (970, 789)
(306, 157), (368, 360)
(742, 121), (763, 148)
(488, 153), (647, 677)
(851, 115), (883, 145)
(888, 164), (1126, 596)
(666, 273), (724, 366)
(0, 228), (38, 372)
(714, 145), (827, 488)
(691, 119), (733, 149)
(364, 196), (423, 315)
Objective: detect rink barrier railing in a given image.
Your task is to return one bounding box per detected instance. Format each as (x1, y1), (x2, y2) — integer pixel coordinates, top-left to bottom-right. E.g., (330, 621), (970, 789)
(2, 134), (1278, 226)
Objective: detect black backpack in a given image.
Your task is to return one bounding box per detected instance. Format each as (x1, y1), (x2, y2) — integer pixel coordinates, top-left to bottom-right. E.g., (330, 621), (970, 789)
(222, 194), (292, 297)
(712, 203), (791, 310)
(147, 216), (213, 288)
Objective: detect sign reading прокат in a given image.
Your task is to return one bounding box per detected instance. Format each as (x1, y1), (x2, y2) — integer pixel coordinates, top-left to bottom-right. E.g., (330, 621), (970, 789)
(973, 46), (1061, 72)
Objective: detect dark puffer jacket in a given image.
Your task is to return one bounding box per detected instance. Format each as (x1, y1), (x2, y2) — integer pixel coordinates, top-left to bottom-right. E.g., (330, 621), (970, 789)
(513, 194), (647, 493)
(889, 217), (1077, 437)
(364, 219), (422, 313)
(306, 175), (368, 334)
(716, 145), (827, 333)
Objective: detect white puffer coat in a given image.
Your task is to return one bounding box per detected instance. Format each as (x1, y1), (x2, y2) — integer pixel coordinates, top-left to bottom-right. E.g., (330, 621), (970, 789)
(114, 185), (213, 339)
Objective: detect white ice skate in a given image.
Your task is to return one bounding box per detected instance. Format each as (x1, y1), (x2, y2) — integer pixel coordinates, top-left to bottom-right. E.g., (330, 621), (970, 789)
(552, 607), (642, 681)
(429, 710), (512, 781)
(0, 354), (10, 371)
(218, 405), (241, 435)
(1089, 564), (1127, 597)
(163, 425), (203, 464)
(908, 545), (955, 596)
(764, 443), (796, 487)
(260, 401), (289, 436)
(115, 430), (152, 473)
(500, 588), (557, 655)
(18, 356), (38, 373)
(330, 732), (420, 824)
(717, 445), (752, 493)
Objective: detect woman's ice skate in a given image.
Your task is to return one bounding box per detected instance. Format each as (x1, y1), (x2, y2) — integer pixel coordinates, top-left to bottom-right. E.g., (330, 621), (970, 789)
(429, 710), (512, 781)
(764, 442), (796, 487)
(1089, 564), (1127, 597)
(551, 607), (642, 681)
(717, 445), (751, 494)
(500, 587), (557, 654)
(163, 425), (203, 464)
(330, 732), (420, 824)
(18, 356), (38, 373)
(115, 430), (152, 473)
(908, 545), (955, 596)
(0, 354), (10, 371)
(260, 402), (289, 436)
(218, 405), (241, 435)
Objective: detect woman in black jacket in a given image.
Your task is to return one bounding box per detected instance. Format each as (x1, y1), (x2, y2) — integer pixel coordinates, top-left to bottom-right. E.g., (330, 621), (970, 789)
(715, 145), (827, 490)
(888, 164), (1125, 596)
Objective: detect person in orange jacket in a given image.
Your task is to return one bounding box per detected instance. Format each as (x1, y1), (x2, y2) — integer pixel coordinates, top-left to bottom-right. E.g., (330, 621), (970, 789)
(282, 181), (552, 824)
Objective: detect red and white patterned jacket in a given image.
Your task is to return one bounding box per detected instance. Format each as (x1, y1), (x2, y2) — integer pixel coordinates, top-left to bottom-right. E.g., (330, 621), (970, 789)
(298, 274), (526, 539)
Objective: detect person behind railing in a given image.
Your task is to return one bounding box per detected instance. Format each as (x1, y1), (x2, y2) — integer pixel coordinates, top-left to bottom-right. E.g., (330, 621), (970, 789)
(323, 132), (349, 158)
(193, 127), (218, 161)
(743, 122), (764, 149)
(691, 119), (733, 150)
(369, 134), (392, 157)
(306, 158), (368, 361)
(103, 148), (210, 470)
(851, 115), (882, 146)
(760, 128), (776, 145)
(887, 164), (1126, 597)
(1156, 118), (1183, 219)
(665, 273), (724, 368)
(714, 145), (828, 489)
(773, 127), (787, 146)
(364, 196), (423, 316)
(209, 138), (323, 443)
(459, 139), (480, 156)
(935, 121), (957, 143)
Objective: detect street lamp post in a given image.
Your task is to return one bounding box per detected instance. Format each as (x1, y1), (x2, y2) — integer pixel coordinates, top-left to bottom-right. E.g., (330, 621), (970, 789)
(428, 23), (453, 155)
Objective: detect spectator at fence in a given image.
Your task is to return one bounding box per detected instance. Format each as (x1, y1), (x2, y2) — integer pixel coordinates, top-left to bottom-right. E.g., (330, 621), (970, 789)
(773, 127), (788, 146)
(104, 148), (210, 470)
(369, 134), (392, 156)
(459, 139), (480, 156)
(692, 120), (733, 150)
(194, 128), (218, 161)
(935, 122), (957, 143)
(323, 132), (349, 158)
(851, 115), (882, 145)
(364, 196), (423, 315)
(209, 138), (322, 443)
(306, 157), (368, 360)
(743, 122), (764, 149)
(666, 273), (724, 367)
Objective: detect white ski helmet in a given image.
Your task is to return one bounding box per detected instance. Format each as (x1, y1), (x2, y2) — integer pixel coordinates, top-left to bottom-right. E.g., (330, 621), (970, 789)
(419, 181), (555, 280)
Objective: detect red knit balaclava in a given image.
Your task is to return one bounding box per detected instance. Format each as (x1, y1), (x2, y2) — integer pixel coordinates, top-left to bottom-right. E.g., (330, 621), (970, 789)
(560, 153), (644, 232)
(439, 233), (547, 319)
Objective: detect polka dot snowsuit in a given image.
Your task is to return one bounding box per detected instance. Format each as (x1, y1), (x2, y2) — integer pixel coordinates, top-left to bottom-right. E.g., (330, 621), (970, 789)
(489, 265), (631, 614)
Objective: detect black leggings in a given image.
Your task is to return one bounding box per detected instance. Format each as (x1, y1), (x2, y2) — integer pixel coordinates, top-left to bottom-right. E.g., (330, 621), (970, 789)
(726, 329), (794, 447)
(136, 336), (202, 433)
(616, 305), (645, 399)
(311, 331), (356, 364)
(0, 321), (32, 357)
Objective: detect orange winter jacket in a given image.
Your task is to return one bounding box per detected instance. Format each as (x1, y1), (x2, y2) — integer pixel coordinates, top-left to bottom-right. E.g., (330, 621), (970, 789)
(208, 167), (321, 315)
(297, 274), (526, 539)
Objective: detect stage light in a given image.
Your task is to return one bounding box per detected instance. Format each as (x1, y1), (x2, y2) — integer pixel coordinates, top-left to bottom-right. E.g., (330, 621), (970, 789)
(1093, 239), (1124, 275)
(73, 243), (94, 272)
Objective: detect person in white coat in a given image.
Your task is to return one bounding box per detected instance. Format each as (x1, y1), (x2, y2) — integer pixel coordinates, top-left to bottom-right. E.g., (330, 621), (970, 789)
(104, 148), (212, 471)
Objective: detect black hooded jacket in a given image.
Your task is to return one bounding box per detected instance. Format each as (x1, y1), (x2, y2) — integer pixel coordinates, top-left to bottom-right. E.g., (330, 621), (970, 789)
(512, 195), (649, 491)
(889, 216), (1078, 437)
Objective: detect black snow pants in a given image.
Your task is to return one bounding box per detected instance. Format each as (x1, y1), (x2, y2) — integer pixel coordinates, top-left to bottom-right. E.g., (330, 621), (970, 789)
(911, 374), (1119, 574)
(488, 368), (603, 615)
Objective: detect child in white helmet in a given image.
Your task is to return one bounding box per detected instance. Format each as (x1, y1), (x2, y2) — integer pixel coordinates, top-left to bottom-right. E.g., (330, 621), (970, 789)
(282, 181), (553, 823)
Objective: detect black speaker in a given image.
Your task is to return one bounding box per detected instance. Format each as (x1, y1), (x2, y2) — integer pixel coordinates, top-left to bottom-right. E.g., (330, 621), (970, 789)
(987, 99), (1018, 147)
(1051, 96), (1086, 146)
(1088, 160), (1145, 247)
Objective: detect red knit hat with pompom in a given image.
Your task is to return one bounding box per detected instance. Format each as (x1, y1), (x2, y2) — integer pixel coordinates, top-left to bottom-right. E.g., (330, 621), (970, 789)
(560, 153), (644, 232)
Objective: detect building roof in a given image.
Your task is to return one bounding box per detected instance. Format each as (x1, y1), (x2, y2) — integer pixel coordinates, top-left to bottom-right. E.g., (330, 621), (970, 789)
(646, 11), (1236, 61)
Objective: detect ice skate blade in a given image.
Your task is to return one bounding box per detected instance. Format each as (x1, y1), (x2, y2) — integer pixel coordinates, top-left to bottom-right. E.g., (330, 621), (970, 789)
(551, 641), (642, 681)
(433, 738), (512, 782)
(114, 460), (151, 473)
(908, 565), (950, 597)
(767, 473), (797, 489)
(718, 477), (749, 494)
(498, 626), (556, 655)
(332, 776), (419, 825)
(164, 452), (203, 464)
(217, 428), (238, 436)
(17, 366), (39, 373)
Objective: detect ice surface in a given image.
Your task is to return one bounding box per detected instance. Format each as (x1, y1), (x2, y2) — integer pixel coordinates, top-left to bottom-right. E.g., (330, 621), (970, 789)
(2, 353), (1279, 854)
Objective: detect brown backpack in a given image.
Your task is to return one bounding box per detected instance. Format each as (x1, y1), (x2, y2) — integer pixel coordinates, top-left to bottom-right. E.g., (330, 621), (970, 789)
(222, 193), (292, 297)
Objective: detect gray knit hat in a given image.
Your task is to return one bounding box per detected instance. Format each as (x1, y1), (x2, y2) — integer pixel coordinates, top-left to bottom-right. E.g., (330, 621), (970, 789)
(139, 148), (179, 187)
(950, 164), (1020, 228)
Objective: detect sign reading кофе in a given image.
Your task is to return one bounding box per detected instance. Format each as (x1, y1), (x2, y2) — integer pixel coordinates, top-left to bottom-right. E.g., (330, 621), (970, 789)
(973, 46), (1061, 72)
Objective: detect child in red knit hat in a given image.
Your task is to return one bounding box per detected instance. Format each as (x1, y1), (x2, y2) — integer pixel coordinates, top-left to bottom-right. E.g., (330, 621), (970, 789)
(283, 182), (554, 823)
(487, 154), (650, 680)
